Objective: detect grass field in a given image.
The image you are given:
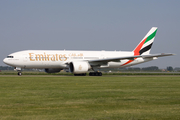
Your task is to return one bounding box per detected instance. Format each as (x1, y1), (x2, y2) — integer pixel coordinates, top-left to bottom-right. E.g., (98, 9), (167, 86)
(0, 76), (180, 120)
(1, 71), (180, 76)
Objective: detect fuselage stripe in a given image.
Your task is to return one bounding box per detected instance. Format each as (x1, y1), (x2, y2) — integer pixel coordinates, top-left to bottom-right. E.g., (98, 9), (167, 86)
(121, 38), (147, 66)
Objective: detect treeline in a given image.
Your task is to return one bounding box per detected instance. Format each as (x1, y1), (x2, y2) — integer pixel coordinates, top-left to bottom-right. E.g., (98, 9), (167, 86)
(0, 66), (38, 71)
(99, 66), (179, 72)
(0, 66), (14, 70)
(0, 66), (179, 72)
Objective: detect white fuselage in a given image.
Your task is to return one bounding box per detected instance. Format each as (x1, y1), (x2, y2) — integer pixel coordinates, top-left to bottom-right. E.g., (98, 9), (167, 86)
(3, 50), (153, 69)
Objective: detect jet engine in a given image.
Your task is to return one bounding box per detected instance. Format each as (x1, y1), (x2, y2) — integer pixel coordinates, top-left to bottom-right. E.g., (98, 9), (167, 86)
(69, 61), (91, 74)
(45, 68), (62, 73)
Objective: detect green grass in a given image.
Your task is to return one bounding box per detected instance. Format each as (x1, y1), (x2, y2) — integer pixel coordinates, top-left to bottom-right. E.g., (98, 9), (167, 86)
(0, 76), (180, 120)
(0, 71), (180, 76)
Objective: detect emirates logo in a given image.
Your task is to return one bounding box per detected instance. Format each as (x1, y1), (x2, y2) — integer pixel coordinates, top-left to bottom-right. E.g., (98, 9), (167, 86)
(79, 65), (82, 70)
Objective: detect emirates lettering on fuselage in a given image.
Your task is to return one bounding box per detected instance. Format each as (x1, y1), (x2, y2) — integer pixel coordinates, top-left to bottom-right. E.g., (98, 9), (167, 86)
(29, 53), (67, 61)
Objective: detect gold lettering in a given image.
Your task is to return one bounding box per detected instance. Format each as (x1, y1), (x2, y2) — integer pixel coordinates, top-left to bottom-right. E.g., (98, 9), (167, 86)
(47, 54), (50, 61)
(79, 65), (82, 70)
(59, 54), (67, 61)
(29, 53), (69, 61)
(56, 54), (58, 61)
(80, 53), (83, 56)
(59, 54), (62, 61)
(51, 55), (55, 61)
(63, 54), (67, 61)
(44, 53), (47, 61)
(29, 53), (35, 61)
(35, 54), (44, 61)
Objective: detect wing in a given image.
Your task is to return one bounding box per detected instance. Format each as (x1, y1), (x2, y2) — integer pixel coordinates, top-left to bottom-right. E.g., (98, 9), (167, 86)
(88, 53), (174, 66)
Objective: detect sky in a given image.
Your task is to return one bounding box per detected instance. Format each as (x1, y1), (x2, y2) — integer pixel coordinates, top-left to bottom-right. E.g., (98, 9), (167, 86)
(0, 0), (179, 68)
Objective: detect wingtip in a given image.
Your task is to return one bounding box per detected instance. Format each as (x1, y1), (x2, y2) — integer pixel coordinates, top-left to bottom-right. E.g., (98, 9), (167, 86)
(161, 53), (175, 56)
(163, 53), (175, 55)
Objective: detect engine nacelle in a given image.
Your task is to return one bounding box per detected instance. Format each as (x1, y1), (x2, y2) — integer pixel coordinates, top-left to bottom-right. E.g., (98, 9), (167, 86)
(45, 68), (62, 73)
(69, 61), (91, 74)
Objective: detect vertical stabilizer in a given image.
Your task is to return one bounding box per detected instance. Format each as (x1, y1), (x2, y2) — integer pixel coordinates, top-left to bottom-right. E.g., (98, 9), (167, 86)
(133, 27), (157, 55)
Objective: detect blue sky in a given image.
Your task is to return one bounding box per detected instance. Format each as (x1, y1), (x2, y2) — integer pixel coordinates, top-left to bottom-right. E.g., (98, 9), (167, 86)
(0, 0), (179, 68)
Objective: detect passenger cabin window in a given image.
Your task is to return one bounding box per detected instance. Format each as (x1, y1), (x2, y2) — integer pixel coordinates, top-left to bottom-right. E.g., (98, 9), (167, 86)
(7, 56), (14, 58)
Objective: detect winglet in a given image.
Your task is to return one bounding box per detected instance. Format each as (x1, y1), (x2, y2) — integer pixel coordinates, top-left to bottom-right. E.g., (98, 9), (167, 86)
(133, 27), (158, 55)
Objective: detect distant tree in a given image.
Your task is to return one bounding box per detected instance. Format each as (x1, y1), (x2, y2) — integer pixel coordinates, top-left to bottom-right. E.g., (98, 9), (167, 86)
(142, 66), (159, 71)
(174, 67), (180, 72)
(128, 67), (141, 71)
(167, 66), (173, 71)
(0, 66), (14, 70)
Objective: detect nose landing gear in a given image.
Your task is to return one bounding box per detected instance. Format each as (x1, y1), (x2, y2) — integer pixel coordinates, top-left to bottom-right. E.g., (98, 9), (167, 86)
(14, 67), (22, 76)
(18, 72), (22, 76)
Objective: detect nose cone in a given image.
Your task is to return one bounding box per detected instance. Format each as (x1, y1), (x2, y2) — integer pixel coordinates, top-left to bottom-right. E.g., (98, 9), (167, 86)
(3, 58), (7, 64)
(3, 58), (12, 66)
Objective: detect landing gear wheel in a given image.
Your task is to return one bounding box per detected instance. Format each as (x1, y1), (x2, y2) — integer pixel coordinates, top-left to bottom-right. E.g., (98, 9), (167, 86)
(74, 73), (86, 76)
(99, 72), (102, 76)
(89, 72), (102, 76)
(18, 72), (22, 76)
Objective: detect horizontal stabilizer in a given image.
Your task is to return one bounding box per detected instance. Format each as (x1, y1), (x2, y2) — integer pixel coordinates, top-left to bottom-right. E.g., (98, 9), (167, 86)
(141, 53), (175, 58)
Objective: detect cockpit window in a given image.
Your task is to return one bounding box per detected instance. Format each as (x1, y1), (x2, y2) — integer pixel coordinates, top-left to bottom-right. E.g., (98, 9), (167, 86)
(7, 56), (14, 58)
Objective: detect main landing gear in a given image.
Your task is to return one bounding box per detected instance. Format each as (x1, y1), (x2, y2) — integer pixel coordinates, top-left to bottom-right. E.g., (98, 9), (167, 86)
(89, 72), (102, 76)
(74, 73), (86, 76)
(89, 67), (102, 76)
(73, 72), (102, 76)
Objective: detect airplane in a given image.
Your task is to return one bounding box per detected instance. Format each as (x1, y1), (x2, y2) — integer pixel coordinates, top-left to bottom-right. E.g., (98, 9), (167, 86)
(3, 27), (174, 76)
